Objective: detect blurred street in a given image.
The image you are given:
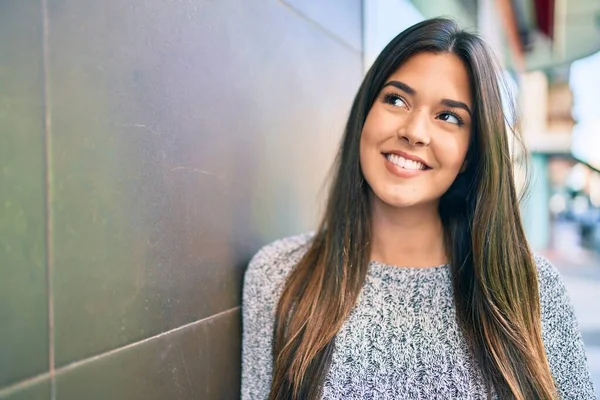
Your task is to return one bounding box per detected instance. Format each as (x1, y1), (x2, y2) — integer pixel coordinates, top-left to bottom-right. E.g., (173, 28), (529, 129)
(542, 221), (600, 397)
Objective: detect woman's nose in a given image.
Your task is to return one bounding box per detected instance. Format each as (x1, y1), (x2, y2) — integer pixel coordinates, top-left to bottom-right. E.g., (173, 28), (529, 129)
(397, 111), (431, 146)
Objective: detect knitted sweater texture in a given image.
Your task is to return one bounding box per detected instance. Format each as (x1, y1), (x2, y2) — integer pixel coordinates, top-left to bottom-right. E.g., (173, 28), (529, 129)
(241, 233), (596, 399)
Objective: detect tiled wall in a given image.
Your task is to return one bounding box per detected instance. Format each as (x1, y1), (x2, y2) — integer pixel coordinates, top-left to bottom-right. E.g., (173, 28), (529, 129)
(0, 0), (363, 399)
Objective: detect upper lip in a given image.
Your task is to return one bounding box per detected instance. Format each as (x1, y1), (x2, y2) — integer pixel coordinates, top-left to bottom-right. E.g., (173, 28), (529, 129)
(382, 150), (431, 168)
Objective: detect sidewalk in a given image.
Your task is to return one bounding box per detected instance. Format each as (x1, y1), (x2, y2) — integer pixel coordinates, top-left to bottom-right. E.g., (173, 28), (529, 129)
(540, 221), (600, 398)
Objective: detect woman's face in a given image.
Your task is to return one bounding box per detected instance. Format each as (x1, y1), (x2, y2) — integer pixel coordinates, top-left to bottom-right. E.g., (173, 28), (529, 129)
(360, 52), (473, 210)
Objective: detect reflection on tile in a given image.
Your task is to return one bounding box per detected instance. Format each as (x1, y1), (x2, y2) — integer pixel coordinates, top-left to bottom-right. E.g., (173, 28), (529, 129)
(48, 0), (361, 367)
(0, 0), (49, 388)
(201, 309), (242, 398)
(0, 377), (50, 400)
(56, 308), (241, 400)
(282, 0), (363, 51)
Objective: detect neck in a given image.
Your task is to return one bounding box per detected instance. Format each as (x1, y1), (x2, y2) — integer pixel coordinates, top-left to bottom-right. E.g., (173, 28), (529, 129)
(369, 197), (447, 268)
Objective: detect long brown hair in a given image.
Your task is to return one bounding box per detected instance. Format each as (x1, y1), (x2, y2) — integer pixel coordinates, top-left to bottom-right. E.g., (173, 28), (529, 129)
(269, 18), (557, 399)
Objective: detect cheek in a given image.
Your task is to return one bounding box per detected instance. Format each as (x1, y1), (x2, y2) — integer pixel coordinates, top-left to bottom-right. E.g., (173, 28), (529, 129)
(436, 135), (470, 172)
(359, 128), (383, 190)
(361, 107), (392, 143)
(359, 129), (367, 162)
(359, 120), (379, 163)
(361, 115), (377, 146)
(359, 132), (374, 180)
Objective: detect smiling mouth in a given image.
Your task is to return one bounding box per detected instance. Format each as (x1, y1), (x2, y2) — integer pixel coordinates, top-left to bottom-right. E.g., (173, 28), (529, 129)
(383, 153), (431, 171)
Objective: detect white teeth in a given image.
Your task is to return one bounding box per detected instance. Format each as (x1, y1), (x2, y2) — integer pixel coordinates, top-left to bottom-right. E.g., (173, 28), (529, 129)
(386, 154), (425, 170)
(394, 154), (405, 167)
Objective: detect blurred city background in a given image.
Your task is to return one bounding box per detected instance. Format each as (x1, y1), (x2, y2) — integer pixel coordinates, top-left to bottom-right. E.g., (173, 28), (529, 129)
(1, 0), (599, 399)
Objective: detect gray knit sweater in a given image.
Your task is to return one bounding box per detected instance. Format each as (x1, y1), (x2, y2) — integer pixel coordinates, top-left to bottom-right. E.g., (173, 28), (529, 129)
(241, 233), (596, 399)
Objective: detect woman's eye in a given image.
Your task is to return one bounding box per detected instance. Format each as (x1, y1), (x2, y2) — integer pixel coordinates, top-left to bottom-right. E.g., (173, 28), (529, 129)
(438, 112), (462, 125)
(383, 94), (407, 109)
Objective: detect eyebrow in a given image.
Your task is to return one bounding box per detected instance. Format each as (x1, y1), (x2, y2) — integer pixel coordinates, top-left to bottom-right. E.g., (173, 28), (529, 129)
(441, 99), (472, 116)
(382, 80), (472, 116)
(383, 80), (416, 96)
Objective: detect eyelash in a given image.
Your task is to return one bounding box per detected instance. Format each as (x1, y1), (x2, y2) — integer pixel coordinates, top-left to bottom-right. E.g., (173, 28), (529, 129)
(439, 111), (464, 126)
(381, 93), (465, 126)
(382, 93), (407, 108)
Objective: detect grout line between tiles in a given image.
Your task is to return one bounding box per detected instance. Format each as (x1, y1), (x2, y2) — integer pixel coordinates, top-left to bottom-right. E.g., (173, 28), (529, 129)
(0, 373), (52, 398)
(40, 0), (55, 398)
(53, 307), (241, 376)
(276, 0), (362, 56)
(0, 307), (241, 395)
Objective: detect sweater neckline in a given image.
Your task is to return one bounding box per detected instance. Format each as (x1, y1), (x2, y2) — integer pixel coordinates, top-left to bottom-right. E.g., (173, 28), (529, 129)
(368, 260), (449, 280)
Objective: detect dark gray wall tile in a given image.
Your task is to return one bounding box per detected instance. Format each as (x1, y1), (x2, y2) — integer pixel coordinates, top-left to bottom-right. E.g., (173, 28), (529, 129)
(0, 377), (50, 400)
(55, 308), (241, 400)
(48, 0), (361, 367)
(201, 309), (242, 398)
(0, 0), (49, 388)
(282, 0), (363, 51)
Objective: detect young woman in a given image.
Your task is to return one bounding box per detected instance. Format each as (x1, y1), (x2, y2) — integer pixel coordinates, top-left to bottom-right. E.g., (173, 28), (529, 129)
(241, 18), (595, 399)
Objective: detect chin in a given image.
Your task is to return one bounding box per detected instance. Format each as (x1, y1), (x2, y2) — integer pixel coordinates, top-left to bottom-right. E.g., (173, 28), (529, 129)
(372, 188), (428, 209)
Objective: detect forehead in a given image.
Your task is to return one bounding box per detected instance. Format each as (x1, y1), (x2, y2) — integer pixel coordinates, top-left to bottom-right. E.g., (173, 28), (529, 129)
(385, 52), (473, 107)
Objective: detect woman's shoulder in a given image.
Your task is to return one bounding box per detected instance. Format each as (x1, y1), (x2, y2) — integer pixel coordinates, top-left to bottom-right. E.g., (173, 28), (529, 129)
(531, 256), (596, 395)
(532, 254), (566, 297)
(532, 253), (578, 333)
(244, 232), (315, 286)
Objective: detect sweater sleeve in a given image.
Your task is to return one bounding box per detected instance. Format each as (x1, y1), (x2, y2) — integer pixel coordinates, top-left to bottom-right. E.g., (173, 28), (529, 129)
(240, 234), (313, 400)
(535, 255), (596, 399)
